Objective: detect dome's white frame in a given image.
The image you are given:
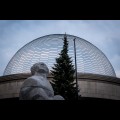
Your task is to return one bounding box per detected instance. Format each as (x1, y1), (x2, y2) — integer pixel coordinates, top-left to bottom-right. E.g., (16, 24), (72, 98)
(3, 34), (116, 77)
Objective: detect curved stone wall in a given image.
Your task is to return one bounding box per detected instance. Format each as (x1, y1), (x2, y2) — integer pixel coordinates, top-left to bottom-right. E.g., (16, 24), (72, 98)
(0, 73), (120, 100)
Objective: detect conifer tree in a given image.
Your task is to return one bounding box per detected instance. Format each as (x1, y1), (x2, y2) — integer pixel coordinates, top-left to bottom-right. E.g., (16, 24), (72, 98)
(51, 34), (77, 100)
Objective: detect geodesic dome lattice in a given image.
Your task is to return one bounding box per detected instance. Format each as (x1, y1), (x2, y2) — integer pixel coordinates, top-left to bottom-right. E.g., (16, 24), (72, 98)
(3, 34), (116, 77)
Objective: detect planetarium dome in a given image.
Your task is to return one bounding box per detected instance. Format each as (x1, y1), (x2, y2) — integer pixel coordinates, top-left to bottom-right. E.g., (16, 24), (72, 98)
(3, 34), (116, 77)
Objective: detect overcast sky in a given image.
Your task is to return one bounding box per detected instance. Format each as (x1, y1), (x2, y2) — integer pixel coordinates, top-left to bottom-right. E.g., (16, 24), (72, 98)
(0, 20), (120, 78)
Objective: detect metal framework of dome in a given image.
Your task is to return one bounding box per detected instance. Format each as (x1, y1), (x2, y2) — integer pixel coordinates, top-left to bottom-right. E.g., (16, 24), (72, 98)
(3, 34), (116, 77)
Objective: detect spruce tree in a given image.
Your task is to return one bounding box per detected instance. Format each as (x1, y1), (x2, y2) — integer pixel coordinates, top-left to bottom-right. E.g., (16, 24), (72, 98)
(51, 34), (77, 100)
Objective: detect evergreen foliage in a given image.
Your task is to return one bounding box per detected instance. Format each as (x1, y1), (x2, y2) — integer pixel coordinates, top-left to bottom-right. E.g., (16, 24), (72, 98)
(51, 34), (78, 100)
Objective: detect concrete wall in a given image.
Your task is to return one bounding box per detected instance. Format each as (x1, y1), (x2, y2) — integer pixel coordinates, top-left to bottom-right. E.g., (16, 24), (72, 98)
(0, 80), (23, 99)
(0, 73), (120, 100)
(0, 73), (29, 99)
(79, 80), (120, 100)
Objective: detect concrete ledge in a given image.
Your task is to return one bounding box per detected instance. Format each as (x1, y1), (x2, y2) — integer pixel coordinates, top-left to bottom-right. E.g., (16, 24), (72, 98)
(0, 73), (120, 100)
(0, 73), (31, 83)
(0, 73), (120, 85)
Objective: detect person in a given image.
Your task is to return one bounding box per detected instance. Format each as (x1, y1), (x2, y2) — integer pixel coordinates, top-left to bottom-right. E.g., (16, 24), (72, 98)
(19, 62), (64, 100)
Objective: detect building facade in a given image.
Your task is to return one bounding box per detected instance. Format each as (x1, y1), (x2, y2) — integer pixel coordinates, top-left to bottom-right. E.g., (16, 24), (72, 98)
(1, 34), (119, 100)
(0, 73), (120, 100)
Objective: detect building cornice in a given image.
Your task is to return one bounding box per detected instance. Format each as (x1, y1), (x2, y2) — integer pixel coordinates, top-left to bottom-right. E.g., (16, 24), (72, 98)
(0, 73), (120, 85)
